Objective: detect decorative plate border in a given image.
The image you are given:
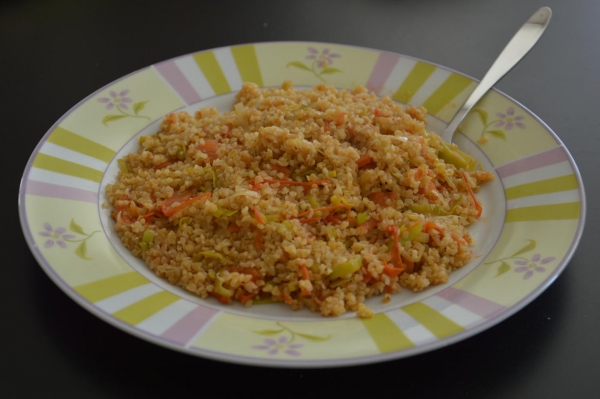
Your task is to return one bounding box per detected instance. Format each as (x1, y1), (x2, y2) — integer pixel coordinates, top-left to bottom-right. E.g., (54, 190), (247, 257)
(18, 42), (586, 367)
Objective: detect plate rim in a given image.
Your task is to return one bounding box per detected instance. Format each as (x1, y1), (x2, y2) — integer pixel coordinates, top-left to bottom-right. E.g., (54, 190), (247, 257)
(18, 40), (587, 368)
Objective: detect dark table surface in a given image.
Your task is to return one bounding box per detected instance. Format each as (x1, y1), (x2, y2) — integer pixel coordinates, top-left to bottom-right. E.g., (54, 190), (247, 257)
(4, 0), (599, 397)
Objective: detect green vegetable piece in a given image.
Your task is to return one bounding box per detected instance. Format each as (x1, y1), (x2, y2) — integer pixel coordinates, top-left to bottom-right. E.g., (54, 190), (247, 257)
(179, 216), (192, 229)
(407, 223), (423, 241)
(328, 171), (337, 178)
(117, 159), (130, 173)
(205, 166), (218, 188)
(212, 206), (238, 218)
(177, 145), (187, 160)
(356, 212), (368, 226)
(409, 204), (449, 216)
(330, 277), (352, 288)
(329, 257), (362, 280)
(139, 242), (149, 251)
(142, 229), (156, 243)
(215, 279), (233, 297)
(307, 195), (319, 209)
(265, 214), (281, 223)
(282, 220), (293, 230)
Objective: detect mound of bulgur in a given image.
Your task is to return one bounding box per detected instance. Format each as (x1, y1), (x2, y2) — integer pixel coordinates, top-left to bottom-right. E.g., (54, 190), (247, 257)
(106, 81), (493, 317)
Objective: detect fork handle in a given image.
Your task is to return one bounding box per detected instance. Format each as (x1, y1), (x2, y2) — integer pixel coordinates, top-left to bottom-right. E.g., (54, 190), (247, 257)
(440, 7), (552, 143)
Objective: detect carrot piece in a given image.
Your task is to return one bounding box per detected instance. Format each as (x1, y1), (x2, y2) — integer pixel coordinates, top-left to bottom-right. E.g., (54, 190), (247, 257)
(403, 258), (415, 274)
(296, 204), (352, 219)
(386, 226), (404, 271)
(356, 154), (373, 168)
(363, 272), (374, 284)
(374, 109), (382, 117)
(199, 139), (219, 162)
(357, 218), (378, 233)
(423, 221), (444, 237)
(323, 213), (343, 225)
(210, 292), (231, 304)
(281, 289), (293, 305)
(161, 192), (211, 217)
(300, 264), (310, 280)
(252, 207), (266, 224)
(324, 120), (330, 132)
(462, 171), (482, 218)
(271, 163), (291, 178)
(368, 191), (399, 207)
(382, 259), (403, 277)
(300, 217), (320, 224)
(336, 112), (346, 125)
(239, 292), (256, 305)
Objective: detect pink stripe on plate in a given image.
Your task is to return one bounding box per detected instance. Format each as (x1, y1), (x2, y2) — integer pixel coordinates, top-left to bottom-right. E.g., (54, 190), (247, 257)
(155, 61), (201, 105)
(161, 305), (218, 345)
(437, 287), (505, 319)
(26, 180), (97, 203)
(366, 52), (400, 94)
(496, 146), (568, 179)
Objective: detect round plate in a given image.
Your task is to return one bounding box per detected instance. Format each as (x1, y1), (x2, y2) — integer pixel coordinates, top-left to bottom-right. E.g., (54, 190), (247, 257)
(18, 41), (586, 367)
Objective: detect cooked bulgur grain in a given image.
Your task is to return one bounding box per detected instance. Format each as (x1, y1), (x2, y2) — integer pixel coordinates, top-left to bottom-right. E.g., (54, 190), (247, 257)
(106, 82), (492, 317)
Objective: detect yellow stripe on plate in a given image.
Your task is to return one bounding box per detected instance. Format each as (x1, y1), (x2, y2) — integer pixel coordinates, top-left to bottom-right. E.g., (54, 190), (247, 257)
(421, 73), (472, 115)
(402, 302), (464, 339)
(32, 153), (104, 183)
(506, 175), (578, 200)
(506, 202), (581, 223)
(231, 44), (263, 86)
(361, 313), (413, 353)
(47, 126), (116, 163)
(112, 291), (179, 325)
(73, 272), (149, 303)
(393, 61), (436, 104)
(193, 51), (231, 95)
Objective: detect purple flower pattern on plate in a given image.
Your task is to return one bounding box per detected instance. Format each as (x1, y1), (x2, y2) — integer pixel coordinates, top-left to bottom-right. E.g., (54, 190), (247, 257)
(252, 336), (303, 357)
(251, 322), (330, 357)
(97, 88), (151, 126)
(39, 219), (101, 260)
(471, 107), (527, 144)
(97, 89), (133, 110)
(495, 107), (526, 130)
(39, 223), (76, 249)
(304, 47), (341, 68)
(485, 239), (556, 279)
(514, 254), (555, 280)
(286, 47), (343, 83)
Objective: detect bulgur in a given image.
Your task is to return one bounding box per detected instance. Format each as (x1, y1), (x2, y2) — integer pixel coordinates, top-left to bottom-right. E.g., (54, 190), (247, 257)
(106, 82), (492, 317)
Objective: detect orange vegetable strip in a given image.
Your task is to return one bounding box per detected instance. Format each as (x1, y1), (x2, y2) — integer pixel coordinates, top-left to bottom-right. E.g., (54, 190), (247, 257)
(337, 112), (346, 125)
(239, 293), (256, 305)
(324, 120), (330, 132)
(423, 221), (444, 237)
(162, 192), (211, 217)
(271, 162), (291, 178)
(252, 207), (266, 224)
(462, 171), (482, 218)
(386, 226), (404, 270)
(357, 218), (378, 232)
(199, 139), (219, 162)
(300, 264), (310, 280)
(356, 154), (373, 168)
(382, 259), (403, 277)
(368, 192), (399, 206)
(210, 292), (231, 304)
(296, 204), (352, 219)
(281, 289), (293, 305)
(374, 109), (382, 117)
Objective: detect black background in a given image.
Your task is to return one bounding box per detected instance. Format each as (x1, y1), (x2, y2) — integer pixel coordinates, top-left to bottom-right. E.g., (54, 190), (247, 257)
(3, 0), (599, 397)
